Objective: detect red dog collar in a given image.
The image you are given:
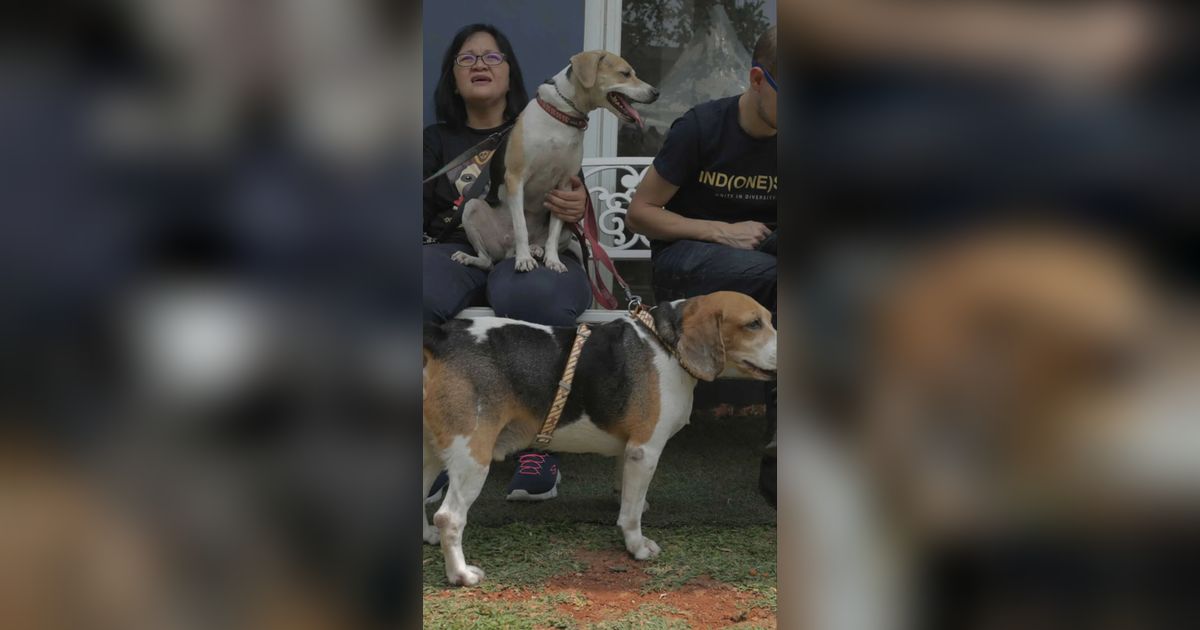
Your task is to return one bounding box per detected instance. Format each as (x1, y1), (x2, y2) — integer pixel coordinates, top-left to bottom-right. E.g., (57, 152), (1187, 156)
(537, 96), (588, 130)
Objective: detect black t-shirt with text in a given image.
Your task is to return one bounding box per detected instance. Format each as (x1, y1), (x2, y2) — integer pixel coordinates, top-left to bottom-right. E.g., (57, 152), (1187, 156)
(651, 95), (777, 253)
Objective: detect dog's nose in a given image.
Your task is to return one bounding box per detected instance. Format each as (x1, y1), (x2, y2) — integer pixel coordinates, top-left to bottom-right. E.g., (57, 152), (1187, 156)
(649, 87), (661, 102)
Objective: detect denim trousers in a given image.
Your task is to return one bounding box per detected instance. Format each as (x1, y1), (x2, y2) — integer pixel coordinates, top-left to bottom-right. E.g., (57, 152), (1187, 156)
(422, 242), (591, 327)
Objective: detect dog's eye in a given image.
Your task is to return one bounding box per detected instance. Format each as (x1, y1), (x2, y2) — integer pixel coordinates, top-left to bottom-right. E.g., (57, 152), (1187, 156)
(621, 70), (632, 78)
(745, 318), (762, 330)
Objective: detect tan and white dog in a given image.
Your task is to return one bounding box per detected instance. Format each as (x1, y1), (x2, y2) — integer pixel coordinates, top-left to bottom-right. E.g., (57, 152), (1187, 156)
(422, 292), (776, 586)
(452, 51), (659, 273)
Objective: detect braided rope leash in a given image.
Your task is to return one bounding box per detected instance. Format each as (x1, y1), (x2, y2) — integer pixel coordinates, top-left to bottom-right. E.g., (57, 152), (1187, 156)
(630, 303), (657, 335)
(535, 324), (592, 445)
(628, 302), (707, 381)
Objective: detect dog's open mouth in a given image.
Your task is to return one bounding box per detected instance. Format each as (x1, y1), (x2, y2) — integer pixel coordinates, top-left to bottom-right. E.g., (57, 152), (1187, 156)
(739, 360), (777, 380)
(607, 92), (645, 129)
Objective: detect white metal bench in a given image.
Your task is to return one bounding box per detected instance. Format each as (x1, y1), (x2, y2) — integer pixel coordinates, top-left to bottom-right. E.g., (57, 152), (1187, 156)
(458, 156), (654, 323)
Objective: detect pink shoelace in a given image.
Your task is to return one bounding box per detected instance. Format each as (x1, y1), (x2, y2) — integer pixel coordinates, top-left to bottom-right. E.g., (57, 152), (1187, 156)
(516, 452), (551, 476)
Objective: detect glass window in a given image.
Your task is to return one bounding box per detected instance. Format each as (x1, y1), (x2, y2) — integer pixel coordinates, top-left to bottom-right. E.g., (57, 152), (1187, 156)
(618, 0), (774, 157)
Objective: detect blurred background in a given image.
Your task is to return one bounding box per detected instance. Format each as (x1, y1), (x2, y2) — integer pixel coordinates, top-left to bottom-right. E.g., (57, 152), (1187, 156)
(777, 1), (1199, 629)
(2, 1), (423, 629)
(4, 1), (1199, 629)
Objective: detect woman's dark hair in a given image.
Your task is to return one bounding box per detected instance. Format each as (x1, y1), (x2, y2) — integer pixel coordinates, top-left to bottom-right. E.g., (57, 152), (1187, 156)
(434, 23), (529, 129)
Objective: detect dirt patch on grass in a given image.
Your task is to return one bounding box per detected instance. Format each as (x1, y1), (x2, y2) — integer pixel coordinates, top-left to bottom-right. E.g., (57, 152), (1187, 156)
(556, 548), (652, 591)
(551, 583), (774, 628)
(425, 546), (775, 628)
(545, 547), (775, 628)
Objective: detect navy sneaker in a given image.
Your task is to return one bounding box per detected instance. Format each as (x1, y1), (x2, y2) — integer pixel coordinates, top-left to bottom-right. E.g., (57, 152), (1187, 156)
(425, 470), (448, 505)
(506, 451), (561, 501)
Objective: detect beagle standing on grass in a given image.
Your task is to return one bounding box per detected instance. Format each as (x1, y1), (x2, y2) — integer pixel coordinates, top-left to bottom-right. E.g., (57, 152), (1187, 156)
(451, 50), (659, 273)
(422, 292), (777, 586)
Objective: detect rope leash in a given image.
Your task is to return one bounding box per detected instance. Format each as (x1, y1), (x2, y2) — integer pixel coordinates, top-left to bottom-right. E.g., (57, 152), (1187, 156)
(535, 324), (592, 445)
(570, 193), (640, 310)
(627, 302), (707, 381)
(535, 302), (706, 445)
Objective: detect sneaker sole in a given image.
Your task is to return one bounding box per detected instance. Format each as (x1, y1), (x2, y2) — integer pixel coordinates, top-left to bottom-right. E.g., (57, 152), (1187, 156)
(506, 472), (562, 502)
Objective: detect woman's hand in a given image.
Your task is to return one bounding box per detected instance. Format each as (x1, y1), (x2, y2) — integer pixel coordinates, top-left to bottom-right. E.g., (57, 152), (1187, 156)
(544, 176), (587, 224)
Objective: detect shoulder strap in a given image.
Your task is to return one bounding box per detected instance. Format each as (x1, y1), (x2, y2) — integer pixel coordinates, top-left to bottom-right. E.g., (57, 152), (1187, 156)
(422, 125), (513, 184)
(428, 124), (514, 241)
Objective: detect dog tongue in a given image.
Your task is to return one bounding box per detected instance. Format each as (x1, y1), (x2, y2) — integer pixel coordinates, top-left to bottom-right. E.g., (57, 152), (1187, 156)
(628, 102), (644, 129)
(616, 93), (644, 129)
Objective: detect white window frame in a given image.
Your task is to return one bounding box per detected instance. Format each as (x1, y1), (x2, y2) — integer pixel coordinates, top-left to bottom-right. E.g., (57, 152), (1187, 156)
(582, 0), (623, 160)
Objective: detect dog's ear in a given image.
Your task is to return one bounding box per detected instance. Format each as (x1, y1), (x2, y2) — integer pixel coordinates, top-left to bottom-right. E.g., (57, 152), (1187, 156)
(652, 301), (682, 349)
(676, 299), (725, 381)
(570, 51), (606, 89)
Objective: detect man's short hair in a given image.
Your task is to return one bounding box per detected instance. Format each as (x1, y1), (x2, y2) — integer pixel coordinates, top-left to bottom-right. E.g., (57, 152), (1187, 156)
(752, 26), (776, 77)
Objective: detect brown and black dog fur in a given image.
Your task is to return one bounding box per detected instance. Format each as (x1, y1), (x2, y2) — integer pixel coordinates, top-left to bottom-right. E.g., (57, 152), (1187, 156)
(422, 291), (776, 586)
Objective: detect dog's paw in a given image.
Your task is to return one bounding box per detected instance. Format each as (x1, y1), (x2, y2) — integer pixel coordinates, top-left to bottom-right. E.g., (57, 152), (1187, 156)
(447, 565), (486, 587)
(515, 256), (538, 272)
(451, 251), (492, 270)
(544, 257), (568, 273)
(423, 527), (440, 545)
(529, 244), (545, 259)
(628, 537), (661, 561)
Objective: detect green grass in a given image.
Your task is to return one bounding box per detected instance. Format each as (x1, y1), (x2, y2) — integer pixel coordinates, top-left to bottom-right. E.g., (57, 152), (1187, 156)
(422, 591), (579, 630)
(423, 411), (776, 627)
(634, 526), (776, 595)
(422, 522), (594, 593)
(588, 604), (691, 629)
(423, 523), (776, 596)
(422, 595), (696, 630)
(422, 522), (778, 628)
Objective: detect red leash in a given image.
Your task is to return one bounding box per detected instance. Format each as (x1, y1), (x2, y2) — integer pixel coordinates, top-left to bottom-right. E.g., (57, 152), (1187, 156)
(569, 195), (638, 310)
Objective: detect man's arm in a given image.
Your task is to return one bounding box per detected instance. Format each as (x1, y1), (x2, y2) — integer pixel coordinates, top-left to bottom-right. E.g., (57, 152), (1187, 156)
(628, 166), (770, 250)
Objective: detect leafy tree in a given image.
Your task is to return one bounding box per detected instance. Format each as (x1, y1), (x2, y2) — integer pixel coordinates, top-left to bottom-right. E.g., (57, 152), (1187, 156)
(622, 0), (771, 57)
(618, 0), (770, 156)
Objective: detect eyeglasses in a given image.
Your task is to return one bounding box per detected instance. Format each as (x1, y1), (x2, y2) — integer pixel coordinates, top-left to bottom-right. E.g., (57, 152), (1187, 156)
(752, 62), (778, 92)
(456, 52), (506, 67)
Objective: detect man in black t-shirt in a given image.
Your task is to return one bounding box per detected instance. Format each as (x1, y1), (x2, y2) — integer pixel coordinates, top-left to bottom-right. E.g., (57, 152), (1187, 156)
(628, 28), (777, 312)
(629, 27), (778, 508)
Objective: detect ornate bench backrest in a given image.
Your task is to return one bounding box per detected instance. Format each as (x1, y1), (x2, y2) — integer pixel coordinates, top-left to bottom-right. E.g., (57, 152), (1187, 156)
(581, 157), (654, 260)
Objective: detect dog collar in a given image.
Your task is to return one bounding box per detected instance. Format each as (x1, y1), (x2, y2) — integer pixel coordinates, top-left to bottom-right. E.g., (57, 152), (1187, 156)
(630, 304), (707, 381)
(537, 96), (588, 130)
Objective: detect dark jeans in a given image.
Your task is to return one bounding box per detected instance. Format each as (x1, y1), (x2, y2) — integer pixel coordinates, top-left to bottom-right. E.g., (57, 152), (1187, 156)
(651, 239), (777, 312)
(423, 242), (591, 327)
(652, 238), (778, 505)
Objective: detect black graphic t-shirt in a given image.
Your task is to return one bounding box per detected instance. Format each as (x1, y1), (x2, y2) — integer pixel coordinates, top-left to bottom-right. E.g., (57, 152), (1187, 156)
(422, 121), (508, 245)
(651, 95), (777, 253)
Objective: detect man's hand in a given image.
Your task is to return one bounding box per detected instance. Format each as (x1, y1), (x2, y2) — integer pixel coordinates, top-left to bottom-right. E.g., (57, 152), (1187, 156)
(712, 221), (771, 250)
(545, 176), (587, 224)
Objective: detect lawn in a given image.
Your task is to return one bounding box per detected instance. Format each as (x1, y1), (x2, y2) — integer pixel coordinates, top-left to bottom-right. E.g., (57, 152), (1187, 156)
(422, 407), (777, 629)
